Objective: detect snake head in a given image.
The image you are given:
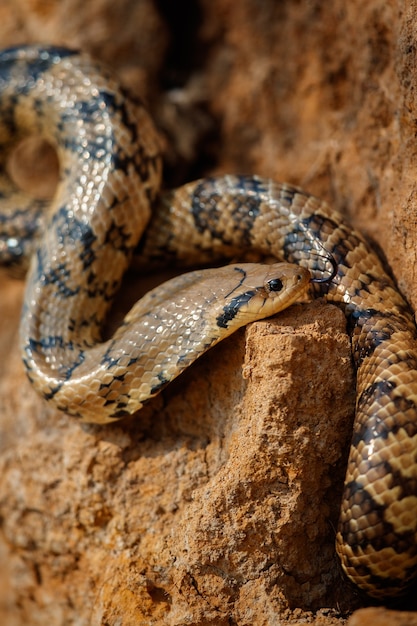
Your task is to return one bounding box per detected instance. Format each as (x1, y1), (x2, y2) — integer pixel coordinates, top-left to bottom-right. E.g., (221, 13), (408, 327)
(216, 262), (310, 331)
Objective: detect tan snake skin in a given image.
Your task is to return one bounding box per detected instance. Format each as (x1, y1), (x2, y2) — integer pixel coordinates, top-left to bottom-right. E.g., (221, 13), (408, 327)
(0, 45), (417, 600)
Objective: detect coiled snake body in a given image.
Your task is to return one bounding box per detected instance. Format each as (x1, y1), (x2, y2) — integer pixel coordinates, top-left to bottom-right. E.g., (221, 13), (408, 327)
(0, 46), (417, 600)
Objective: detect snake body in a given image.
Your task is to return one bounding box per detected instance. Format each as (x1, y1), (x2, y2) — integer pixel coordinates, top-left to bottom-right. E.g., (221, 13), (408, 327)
(0, 46), (417, 600)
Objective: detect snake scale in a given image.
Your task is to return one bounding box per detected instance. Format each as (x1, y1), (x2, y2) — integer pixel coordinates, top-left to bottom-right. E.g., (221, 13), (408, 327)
(0, 46), (416, 601)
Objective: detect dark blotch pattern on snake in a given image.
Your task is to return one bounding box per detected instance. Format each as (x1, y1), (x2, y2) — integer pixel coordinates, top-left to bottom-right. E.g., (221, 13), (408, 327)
(0, 45), (416, 600)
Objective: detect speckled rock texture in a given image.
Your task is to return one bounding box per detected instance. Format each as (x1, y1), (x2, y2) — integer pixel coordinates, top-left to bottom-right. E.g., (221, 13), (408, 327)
(1, 0), (417, 624)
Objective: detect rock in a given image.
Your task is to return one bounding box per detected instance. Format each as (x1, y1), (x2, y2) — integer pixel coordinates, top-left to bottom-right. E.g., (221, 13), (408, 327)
(0, 287), (356, 624)
(1, 1), (417, 624)
(348, 607), (417, 626)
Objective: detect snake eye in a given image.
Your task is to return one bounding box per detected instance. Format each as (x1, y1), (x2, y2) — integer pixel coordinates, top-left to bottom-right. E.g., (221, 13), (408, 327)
(267, 278), (283, 292)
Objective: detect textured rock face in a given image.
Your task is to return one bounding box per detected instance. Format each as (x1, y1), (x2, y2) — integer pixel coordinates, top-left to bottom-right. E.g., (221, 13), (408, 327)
(1, 1), (417, 624)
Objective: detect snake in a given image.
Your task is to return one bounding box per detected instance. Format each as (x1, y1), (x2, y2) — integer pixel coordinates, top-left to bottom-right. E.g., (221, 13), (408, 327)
(0, 45), (416, 601)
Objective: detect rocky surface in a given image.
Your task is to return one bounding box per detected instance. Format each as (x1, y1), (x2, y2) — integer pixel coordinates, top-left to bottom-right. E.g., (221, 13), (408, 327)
(347, 608), (417, 626)
(1, 0), (417, 624)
